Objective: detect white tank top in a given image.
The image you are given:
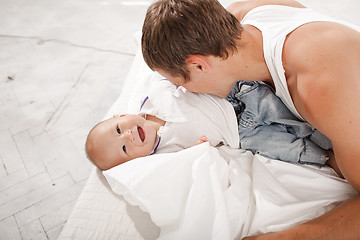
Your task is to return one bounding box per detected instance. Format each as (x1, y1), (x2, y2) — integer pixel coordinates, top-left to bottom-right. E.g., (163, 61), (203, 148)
(241, 5), (360, 120)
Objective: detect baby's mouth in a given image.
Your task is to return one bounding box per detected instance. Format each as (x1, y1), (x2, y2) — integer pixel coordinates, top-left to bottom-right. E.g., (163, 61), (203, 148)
(137, 126), (145, 142)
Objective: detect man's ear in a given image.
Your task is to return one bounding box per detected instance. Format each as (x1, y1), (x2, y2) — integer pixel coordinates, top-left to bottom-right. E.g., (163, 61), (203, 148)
(185, 55), (211, 73)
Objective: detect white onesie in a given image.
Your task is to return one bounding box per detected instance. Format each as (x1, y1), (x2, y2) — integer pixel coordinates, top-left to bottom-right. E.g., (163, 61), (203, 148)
(129, 76), (239, 154)
(241, 5), (360, 120)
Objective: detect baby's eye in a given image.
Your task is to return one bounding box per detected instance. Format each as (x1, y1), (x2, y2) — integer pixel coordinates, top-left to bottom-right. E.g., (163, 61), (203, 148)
(116, 125), (121, 134)
(122, 145), (127, 153)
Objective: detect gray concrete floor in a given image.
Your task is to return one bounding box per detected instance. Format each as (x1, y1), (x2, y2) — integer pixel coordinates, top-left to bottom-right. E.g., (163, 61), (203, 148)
(0, 0), (359, 239)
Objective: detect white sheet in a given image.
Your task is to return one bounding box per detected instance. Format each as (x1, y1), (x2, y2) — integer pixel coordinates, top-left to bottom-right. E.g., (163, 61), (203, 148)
(104, 143), (356, 239)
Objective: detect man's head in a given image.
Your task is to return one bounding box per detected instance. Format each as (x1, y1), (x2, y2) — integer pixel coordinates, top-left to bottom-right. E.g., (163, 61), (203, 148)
(85, 114), (159, 170)
(141, 0), (242, 85)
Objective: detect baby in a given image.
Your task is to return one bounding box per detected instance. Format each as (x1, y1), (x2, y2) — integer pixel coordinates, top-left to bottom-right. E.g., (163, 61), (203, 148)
(86, 76), (336, 173)
(86, 78), (239, 170)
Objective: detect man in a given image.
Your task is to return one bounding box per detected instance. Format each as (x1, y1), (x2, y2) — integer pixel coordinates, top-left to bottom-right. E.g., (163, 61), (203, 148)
(141, 0), (360, 239)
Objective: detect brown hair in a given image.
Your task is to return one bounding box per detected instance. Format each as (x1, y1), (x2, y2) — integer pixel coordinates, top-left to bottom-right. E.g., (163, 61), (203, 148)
(141, 0), (242, 81)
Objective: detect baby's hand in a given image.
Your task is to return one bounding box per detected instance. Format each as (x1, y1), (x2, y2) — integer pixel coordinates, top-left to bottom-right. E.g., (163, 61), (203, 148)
(195, 136), (208, 145)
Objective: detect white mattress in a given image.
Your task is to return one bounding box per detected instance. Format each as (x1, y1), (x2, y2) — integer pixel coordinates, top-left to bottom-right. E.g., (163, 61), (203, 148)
(58, 48), (161, 240)
(58, 168), (160, 239)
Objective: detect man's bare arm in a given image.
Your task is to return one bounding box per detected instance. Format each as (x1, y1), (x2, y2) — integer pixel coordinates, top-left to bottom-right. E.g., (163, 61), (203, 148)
(286, 21), (360, 191)
(242, 196), (360, 240)
(241, 28), (360, 239)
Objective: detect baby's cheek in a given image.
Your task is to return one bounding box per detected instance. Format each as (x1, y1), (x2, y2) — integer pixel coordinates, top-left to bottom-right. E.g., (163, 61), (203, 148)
(135, 145), (153, 158)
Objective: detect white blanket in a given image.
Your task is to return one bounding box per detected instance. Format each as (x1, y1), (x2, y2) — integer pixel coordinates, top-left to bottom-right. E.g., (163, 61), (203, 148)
(104, 143), (356, 239)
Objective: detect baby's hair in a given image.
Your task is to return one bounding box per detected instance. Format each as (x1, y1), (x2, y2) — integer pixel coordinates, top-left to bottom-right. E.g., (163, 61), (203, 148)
(85, 120), (106, 169)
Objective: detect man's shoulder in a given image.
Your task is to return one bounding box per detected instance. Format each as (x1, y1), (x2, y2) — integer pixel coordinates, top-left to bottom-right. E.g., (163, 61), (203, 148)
(284, 22), (348, 75)
(226, 0), (305, 21)
(285, 23), (360, 99)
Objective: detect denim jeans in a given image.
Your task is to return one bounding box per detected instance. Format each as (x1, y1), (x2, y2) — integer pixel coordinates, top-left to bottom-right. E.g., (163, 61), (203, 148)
(227, 81), (332, 165)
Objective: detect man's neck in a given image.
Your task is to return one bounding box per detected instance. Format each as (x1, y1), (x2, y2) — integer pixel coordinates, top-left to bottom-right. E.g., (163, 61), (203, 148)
(232, 25), (273, 86)
(146, 114), (166, 130)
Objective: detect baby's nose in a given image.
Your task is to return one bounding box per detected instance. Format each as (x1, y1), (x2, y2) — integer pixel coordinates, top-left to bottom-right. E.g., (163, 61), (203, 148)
(125, 129), (134, 143)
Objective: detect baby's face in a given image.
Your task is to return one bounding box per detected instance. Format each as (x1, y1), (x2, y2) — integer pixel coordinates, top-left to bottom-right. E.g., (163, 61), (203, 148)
(89, 114), (159, 170)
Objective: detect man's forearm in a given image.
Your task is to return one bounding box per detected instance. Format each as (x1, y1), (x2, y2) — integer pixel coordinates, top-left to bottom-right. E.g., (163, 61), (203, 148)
(243, 195), (360, 240)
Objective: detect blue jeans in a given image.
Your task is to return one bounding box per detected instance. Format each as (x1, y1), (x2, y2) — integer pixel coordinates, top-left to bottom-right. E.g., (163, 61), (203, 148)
(227, 81), (332, 166)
